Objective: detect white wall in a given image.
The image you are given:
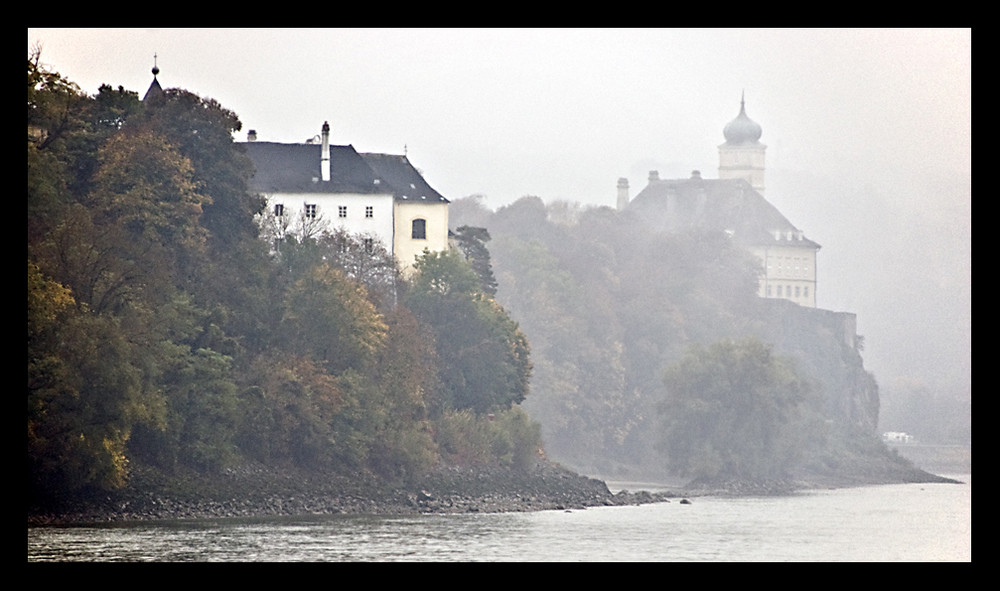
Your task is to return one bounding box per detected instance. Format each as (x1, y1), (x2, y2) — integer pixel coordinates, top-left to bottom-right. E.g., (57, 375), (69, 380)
(265, 191), (395, 247)
(394, 200), (450, 273)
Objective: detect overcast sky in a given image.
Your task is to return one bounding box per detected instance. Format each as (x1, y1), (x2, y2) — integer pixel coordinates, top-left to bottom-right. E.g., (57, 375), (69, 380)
(27, 28), (971, 399)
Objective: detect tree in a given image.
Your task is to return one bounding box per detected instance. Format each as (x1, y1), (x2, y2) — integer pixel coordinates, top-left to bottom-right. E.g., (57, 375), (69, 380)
(134, 88), (261, 250)
(28, 263), (154, 495)
(280, 263), (388, 375)
(405, 249), (532, 414)
(657, 337), (817, 482)
(235, 352), (355, 468)
(452, 225), (498, 296)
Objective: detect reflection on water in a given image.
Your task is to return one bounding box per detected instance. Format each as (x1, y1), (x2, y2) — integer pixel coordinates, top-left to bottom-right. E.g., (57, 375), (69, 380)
(28, 475), (970, 562)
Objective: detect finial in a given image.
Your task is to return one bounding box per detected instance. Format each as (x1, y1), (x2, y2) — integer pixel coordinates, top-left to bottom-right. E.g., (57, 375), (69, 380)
(152, 53), (159, 77)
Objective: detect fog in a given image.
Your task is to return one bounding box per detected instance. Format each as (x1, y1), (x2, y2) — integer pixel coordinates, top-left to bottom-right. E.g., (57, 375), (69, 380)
(27, 28), (970, 402)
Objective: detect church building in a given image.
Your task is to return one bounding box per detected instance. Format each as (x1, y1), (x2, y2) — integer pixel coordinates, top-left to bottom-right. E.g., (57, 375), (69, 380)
(618, 97), (820, 308)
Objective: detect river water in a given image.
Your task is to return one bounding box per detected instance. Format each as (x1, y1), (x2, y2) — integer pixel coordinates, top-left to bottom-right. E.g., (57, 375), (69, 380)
(27, 474), (970, 562)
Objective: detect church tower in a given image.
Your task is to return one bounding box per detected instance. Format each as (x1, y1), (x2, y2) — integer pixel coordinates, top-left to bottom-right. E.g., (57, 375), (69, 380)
(718, 93), (766, 195)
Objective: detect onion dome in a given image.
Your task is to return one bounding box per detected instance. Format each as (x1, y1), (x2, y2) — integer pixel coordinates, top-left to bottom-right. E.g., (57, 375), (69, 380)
(723, 95), (762, 144)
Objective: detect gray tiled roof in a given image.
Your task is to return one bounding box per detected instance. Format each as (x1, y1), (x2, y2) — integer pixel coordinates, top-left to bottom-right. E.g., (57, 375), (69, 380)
(627, 176), (820, 249)
(243, 141), (448, 203)
(361, 153), (449, 203)
(243, 142), (385, 195)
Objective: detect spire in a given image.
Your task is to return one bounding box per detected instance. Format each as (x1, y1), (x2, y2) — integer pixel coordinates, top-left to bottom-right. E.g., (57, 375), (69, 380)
(143, 54), (163, 102)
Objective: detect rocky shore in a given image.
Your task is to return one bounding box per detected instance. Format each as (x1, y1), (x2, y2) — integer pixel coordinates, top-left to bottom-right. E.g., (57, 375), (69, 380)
(26, 460), (689, 527)
(28, 452), (964, 527)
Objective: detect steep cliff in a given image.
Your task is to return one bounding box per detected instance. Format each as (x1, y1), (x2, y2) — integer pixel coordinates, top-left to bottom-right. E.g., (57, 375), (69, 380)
(747, 298), (880, 433)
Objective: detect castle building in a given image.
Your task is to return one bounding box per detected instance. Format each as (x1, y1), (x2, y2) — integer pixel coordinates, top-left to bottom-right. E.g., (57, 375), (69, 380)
(619, 98), (820, 307)
(142, 65), (449, 274)
(242, 122), (450, 273)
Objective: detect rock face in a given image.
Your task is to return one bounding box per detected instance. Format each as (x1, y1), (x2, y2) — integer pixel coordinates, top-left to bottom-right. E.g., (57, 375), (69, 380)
(752, 298), (880, 432)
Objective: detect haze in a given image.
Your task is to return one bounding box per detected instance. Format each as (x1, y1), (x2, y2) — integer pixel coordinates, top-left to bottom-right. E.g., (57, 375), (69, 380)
(26, 28), (971, 401)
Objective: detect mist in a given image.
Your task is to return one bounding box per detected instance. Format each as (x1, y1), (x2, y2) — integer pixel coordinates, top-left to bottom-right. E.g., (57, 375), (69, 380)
(27, 27), (971, 415)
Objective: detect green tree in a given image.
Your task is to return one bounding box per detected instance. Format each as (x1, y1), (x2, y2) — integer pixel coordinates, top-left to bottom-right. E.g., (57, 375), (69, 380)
(235, 353), (356, 468)
(280, 263), (388, 375)
(658, 337), (817, 482)
(405, 249), (531, 414)
(28, 263), (154, 495)
(361, 307), (441, 478)
(452, 225), (498, 296)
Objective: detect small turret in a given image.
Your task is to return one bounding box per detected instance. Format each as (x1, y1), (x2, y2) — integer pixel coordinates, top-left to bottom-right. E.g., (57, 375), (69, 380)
(142, 54), (163, 102)
(617, 178), (630, 210)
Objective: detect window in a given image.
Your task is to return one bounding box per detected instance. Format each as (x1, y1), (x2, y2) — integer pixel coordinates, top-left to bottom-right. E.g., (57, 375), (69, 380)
(363, 237), (374, 253)
(766, 285), (772, 297)
(803, 287), (809, 298)
(365, 206), (373, 218)
(274, 203), (285, 217)
(776, 285), (783, 297)
(305, 203), (317, 219)
(795, 286), (801, 298)
(412, 218), (426, 239)
(338, 205), (347, 218)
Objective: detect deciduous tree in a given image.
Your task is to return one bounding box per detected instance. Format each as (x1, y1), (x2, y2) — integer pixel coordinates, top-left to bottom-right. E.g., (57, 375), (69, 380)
(658, 337), (817, 482)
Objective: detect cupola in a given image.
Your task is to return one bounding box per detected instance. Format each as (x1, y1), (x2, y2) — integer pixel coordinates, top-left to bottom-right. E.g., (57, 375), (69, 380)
(722, 94), (762, 145)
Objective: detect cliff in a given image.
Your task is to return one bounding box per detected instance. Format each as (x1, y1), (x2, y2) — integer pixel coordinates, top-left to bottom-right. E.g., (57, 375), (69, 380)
(748, 298), (880, 433)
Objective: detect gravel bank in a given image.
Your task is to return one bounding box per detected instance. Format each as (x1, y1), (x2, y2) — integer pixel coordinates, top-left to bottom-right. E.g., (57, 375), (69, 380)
(27, 461), (688, 527)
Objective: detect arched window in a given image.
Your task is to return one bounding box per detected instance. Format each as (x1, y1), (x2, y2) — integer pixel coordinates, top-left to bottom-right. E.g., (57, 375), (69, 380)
(412, 218), (426, 239)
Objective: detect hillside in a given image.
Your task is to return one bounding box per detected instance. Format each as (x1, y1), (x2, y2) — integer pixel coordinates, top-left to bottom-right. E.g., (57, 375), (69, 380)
(450, 195), (948, 485)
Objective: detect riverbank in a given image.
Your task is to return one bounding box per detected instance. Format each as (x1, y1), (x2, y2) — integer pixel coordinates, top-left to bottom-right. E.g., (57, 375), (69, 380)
(28, 452), (963, 527)
(26, 460), (686, 527)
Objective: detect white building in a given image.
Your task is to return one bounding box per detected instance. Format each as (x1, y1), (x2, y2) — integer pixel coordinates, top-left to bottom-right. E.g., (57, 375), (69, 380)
(243, 122), (449, 273)
(618, 98), (820, 307)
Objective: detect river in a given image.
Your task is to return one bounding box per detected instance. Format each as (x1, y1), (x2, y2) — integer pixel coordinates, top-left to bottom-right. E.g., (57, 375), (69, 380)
(27, 473), (970, 562)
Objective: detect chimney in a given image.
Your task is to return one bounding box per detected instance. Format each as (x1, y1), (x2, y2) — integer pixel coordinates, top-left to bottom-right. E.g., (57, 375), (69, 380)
(321, 121), (331, 182)
(616, 178), (630, 211)
(247, 129), (257, 142)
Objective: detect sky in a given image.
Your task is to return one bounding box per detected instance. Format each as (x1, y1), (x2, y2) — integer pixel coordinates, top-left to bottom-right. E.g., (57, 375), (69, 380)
(27, 28), (971, 400)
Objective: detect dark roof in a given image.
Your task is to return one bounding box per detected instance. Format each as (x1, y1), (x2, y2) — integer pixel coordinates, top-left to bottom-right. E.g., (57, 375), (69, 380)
(361, 153), (449, 203)
(142, 76), (162, 102)
(626, 175), (820, 249)
(242, 142), (448, 203)
(243, 142), (386, 195)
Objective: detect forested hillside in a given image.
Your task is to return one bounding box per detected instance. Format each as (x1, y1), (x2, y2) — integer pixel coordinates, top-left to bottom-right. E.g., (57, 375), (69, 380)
(450, 195), (911, 484)
(27, 55), (939, 511)
(27, 56), (539, 506)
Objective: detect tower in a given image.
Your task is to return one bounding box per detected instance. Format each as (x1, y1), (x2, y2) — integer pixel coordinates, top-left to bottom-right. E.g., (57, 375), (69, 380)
(616, 178), (630, 210)
(718, 93), (766, 195)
